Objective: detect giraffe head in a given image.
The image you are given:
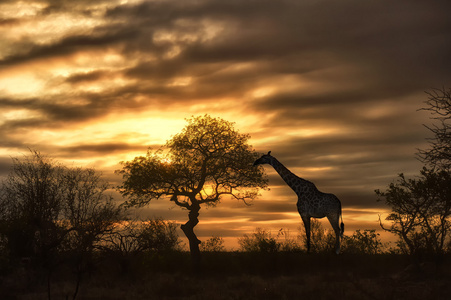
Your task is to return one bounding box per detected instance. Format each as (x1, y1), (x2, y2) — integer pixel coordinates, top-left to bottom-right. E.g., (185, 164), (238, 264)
(253, 151), (272, 166)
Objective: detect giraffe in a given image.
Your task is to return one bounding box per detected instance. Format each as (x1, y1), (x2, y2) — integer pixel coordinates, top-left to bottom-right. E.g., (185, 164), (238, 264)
(253, 151), (344, 254)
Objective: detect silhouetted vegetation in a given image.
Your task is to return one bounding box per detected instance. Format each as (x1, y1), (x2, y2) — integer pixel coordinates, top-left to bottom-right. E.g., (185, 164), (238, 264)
(199, 235), (225, 252)
(376, 88), (451, 260)
(342, 229), (384, 255)
(238, 223), (386, 255)
(2, 102), (451, 299)
(2, 225), (450, 299)
(418, 87), (451, 169)
(376, 168), (451, 258)
(0, 151), (181, 299)
(116, 115), (268, 267)
(238, 228), (282, 253)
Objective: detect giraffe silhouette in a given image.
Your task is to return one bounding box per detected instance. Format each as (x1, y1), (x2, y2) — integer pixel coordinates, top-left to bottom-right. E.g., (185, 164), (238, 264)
(254, 151), (344, 254)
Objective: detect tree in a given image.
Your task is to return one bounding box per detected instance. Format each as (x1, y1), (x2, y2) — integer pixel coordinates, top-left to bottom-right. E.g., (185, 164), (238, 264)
(418, 87), (451, 169)
(0, 150), (66, 260)
(116, 115), (268, 266)
(375, 168), (451, 256)
(62, 167), (123, 254)
(0, 151), (124, 260)
(0, 150), (124, 299)
(375, 89), (451, 257)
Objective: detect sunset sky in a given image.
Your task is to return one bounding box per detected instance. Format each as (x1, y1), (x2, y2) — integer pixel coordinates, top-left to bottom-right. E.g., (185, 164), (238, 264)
(1, 0), (450, 249)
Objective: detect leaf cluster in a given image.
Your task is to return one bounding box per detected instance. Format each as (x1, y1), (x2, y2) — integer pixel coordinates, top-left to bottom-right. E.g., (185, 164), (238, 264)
(117, 115), (268, 210)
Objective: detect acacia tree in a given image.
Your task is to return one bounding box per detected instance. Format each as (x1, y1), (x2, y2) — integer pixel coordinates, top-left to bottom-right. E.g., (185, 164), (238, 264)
(116, 115), (268, 265)
(376, 168), (451, 256)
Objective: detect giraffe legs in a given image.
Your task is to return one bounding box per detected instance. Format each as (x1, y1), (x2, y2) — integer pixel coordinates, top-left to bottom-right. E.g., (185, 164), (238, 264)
(327, 214), (341, 254)
(301, 216), (311, 253)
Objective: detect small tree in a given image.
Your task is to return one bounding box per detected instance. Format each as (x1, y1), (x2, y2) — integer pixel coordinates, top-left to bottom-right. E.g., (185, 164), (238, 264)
(376, 168), (451, 256)
(0, 150), (124, 299)
(117, 115), (268, 267)
(0, 150), (66, 260)
(62, 167), (123, 254)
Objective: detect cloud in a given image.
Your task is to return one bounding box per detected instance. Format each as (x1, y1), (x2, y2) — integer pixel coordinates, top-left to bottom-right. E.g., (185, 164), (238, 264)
(58, 142), (148, 157)
(0, 29), (139, 67)
(0, 157), (12, 178)
(1, 0), (450, 244)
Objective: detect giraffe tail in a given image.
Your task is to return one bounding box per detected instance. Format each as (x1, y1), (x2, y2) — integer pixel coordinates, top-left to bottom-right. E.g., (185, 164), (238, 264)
(340, 214), (344, 238)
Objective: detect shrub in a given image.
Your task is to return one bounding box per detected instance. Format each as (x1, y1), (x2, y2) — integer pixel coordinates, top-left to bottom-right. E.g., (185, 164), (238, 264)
(200, 236), (225, 252)
(238, 228), (280, 253)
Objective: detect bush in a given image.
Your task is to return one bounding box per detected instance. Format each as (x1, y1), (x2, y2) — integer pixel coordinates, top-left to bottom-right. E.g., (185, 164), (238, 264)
(102, 218), (181, 254)
(342, 229), (384, 255)
(238, 228), (280, 253)
(200, 236), (225, 252)
(298, 220), (336, 253)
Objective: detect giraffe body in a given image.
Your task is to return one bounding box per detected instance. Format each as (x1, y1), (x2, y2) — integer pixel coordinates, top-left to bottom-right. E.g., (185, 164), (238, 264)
(254, 152), (344, 254)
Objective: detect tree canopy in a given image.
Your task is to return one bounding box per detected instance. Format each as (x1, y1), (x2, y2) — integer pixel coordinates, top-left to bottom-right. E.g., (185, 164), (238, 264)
(116, 115), (268, 264)
(376, 168), (451, 256)
(117, 115), (268, 208)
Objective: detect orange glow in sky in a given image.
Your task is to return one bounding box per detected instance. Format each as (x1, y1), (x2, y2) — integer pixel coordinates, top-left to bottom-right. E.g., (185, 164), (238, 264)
(1, 0), (450, 249)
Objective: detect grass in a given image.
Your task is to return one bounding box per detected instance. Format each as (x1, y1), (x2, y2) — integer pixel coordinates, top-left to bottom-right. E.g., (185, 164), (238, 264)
(1, 252), (450, 299)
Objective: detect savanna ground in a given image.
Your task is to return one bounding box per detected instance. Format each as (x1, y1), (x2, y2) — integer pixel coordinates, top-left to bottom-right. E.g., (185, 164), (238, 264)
(1, 252), (450, 300)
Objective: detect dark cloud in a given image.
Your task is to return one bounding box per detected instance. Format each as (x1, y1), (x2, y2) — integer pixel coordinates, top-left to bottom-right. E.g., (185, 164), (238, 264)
(4, 0), (449, 118)
(1, 0), (450, 244)
(0, 29), (139, 66)
(56, 143), (149, 160)
(0, 17), (22, 26)
(65, 70), (111, 84)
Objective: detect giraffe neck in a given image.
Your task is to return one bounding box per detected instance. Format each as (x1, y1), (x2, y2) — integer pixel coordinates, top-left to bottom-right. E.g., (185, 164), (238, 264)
(268, 157), (306, 192)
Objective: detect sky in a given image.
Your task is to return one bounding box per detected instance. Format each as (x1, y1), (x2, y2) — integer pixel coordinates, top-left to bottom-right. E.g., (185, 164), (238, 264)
(1, 0), (450, 249)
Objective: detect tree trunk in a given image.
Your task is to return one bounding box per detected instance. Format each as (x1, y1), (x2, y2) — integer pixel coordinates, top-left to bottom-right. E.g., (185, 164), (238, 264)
(181, 203), (201, 271)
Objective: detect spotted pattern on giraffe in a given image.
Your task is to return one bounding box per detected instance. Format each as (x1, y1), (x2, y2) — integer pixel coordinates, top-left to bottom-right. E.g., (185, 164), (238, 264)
(254, 151), (344, 254)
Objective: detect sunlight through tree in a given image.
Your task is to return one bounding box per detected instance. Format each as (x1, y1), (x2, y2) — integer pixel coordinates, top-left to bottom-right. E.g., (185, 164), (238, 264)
(116, 115), (268, 268)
